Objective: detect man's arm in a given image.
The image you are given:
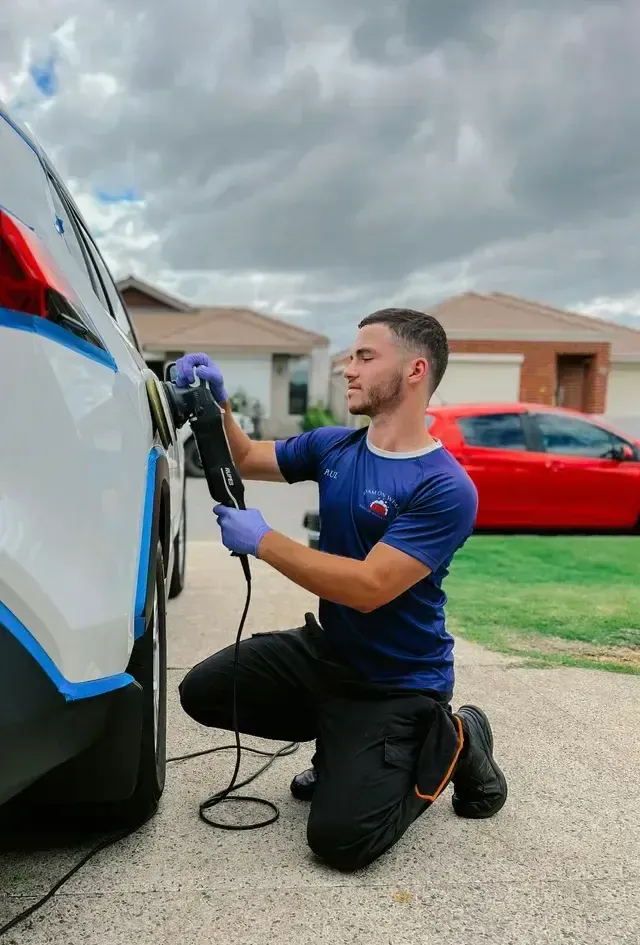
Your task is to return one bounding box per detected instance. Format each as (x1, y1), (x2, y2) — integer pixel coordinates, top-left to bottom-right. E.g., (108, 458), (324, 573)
(174, 353), (343, 484)
(225, 417), (348, 485)
(254, 469), (478, 611)
(220, 402), (284, 482)
(174, 353), (284, 482)
(257, 530), (431, 612)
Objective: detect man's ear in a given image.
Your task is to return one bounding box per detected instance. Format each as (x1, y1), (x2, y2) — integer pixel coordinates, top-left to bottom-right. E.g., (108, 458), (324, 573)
(408, 357), (429, 384)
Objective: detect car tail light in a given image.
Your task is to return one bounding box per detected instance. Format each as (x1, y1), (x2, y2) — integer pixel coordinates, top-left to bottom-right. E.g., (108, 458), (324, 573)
(0, 207), (104, 349)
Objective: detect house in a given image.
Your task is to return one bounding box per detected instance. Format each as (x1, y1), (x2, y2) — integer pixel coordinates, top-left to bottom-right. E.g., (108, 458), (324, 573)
(117, 276), (330, 438)
(330, 291), (640, 433)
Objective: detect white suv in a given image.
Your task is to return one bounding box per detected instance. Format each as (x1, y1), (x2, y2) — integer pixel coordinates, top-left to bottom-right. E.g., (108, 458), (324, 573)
(0, 102), (187, 829)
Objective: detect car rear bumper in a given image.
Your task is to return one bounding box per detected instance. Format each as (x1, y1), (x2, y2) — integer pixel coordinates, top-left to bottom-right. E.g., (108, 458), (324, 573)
(0, 623), (143, 808)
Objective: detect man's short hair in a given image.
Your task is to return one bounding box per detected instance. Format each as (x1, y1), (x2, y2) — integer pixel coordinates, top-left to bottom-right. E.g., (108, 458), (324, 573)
(358, 307), (449, 394)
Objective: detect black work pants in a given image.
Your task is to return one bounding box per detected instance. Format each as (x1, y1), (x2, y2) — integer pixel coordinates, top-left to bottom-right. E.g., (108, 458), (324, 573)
(178, 614), (456, 872)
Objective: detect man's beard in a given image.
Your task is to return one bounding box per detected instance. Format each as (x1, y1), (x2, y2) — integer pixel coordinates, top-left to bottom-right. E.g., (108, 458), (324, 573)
(349, 370), (404, 417)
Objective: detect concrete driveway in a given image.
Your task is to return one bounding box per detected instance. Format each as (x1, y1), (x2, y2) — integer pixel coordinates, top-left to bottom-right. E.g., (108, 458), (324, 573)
(1, 518), (639, 942)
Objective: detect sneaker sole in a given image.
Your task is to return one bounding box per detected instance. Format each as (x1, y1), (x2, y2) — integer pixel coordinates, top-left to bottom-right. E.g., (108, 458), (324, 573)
(455, 704), (508, 819)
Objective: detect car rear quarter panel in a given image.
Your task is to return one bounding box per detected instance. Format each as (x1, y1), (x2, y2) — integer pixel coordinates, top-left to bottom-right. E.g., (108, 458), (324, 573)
(0, 326), (159, 684)
(0, 108), (174, 686)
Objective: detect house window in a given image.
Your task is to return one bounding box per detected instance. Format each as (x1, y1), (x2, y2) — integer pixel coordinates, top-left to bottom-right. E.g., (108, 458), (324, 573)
(289, 356), (309, 414)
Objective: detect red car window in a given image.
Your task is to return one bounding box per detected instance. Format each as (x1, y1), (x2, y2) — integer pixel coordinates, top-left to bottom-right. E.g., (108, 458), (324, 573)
(457, 413), (528, 451)
(533, 413), (631, 458)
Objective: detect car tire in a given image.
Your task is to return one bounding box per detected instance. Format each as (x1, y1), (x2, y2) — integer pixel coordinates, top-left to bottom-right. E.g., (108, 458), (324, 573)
(184, 435), (205, 478)
(114, 538), (168, 830)
(169, 486), (187, 599)
(81, 540), (168, 833)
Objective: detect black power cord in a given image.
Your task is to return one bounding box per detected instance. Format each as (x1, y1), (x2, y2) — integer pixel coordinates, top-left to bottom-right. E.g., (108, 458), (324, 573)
(171, 565), (299, 831)
(0, 559), (299, 938)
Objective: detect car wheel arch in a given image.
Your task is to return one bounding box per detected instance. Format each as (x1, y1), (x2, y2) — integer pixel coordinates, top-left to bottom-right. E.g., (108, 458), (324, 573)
(157, 478), (171, 575)
(139, 449), (171, 638)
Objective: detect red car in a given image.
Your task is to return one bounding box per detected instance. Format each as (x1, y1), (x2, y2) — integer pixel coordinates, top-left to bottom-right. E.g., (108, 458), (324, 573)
(425, 402), (640, 532)
(302, 403), (640, 542)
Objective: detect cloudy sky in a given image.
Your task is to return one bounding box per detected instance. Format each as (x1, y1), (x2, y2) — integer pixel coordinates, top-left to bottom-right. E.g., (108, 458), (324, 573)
(1, 0), (639, 348)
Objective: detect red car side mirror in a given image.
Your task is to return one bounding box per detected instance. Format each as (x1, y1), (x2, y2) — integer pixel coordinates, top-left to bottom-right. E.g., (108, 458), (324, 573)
(611, 443), (635, 461)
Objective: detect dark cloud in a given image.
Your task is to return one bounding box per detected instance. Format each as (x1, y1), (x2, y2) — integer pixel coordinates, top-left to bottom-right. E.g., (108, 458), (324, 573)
(2, 0), (640, 345)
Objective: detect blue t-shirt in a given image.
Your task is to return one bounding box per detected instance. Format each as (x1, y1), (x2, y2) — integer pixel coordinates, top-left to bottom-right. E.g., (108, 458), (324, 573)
(275, 425), (478, 693)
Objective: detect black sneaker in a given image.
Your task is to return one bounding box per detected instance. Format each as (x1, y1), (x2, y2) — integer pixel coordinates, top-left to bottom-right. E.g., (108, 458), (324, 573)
(290, 766), (318, 801)
(451, 705), (507, 818)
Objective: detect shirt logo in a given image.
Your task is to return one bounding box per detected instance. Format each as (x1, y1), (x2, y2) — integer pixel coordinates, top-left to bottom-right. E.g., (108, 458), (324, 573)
(323, 468), (338, 479)
(369, 498), (389, 517)
(362, 488), (398, 522)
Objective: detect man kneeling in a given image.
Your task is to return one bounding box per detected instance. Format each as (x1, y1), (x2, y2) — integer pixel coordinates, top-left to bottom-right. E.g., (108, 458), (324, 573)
(176, 307), (508, 871)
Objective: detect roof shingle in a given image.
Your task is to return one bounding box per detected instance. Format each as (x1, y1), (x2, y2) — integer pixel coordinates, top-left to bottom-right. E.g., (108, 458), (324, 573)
(331, 291), (640, 363)
(131, 305), (329, 354)
(485, 292), (640, 358)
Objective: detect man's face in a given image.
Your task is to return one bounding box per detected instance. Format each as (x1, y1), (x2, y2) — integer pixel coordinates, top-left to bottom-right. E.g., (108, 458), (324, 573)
(343, 323), (426, 416)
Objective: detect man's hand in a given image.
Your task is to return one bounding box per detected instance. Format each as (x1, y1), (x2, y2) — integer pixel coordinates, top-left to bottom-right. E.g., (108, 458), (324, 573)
(213, 505), (273, 557)
(175, 352), (228, 404)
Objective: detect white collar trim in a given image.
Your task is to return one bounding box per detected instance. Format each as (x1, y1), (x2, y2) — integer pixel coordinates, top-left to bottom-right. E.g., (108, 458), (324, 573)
(366, 435), (443, 459)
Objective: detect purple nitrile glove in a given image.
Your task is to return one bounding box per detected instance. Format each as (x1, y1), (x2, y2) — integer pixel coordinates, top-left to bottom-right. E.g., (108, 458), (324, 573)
(174, 352), (228, 403)
(213, 505), (272, 558)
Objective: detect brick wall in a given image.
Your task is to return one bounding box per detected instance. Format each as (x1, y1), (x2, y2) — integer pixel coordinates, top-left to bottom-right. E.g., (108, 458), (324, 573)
(449, 340), (610, 413)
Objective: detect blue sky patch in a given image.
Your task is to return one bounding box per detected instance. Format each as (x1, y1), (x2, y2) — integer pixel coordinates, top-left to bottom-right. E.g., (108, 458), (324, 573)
(95, 187), (143, 204)
(29, 55), (59, 98)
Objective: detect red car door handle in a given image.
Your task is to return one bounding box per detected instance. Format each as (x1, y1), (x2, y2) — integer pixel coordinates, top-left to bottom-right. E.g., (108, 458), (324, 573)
(545, 460), (563, 470)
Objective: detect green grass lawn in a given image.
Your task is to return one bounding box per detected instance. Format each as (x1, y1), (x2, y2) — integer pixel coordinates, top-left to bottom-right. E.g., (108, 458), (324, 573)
(445, 535), (640, 674)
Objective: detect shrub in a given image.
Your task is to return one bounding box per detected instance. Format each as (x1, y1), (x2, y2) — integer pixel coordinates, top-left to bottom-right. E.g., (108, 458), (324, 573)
(300, 403), (338, 431)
